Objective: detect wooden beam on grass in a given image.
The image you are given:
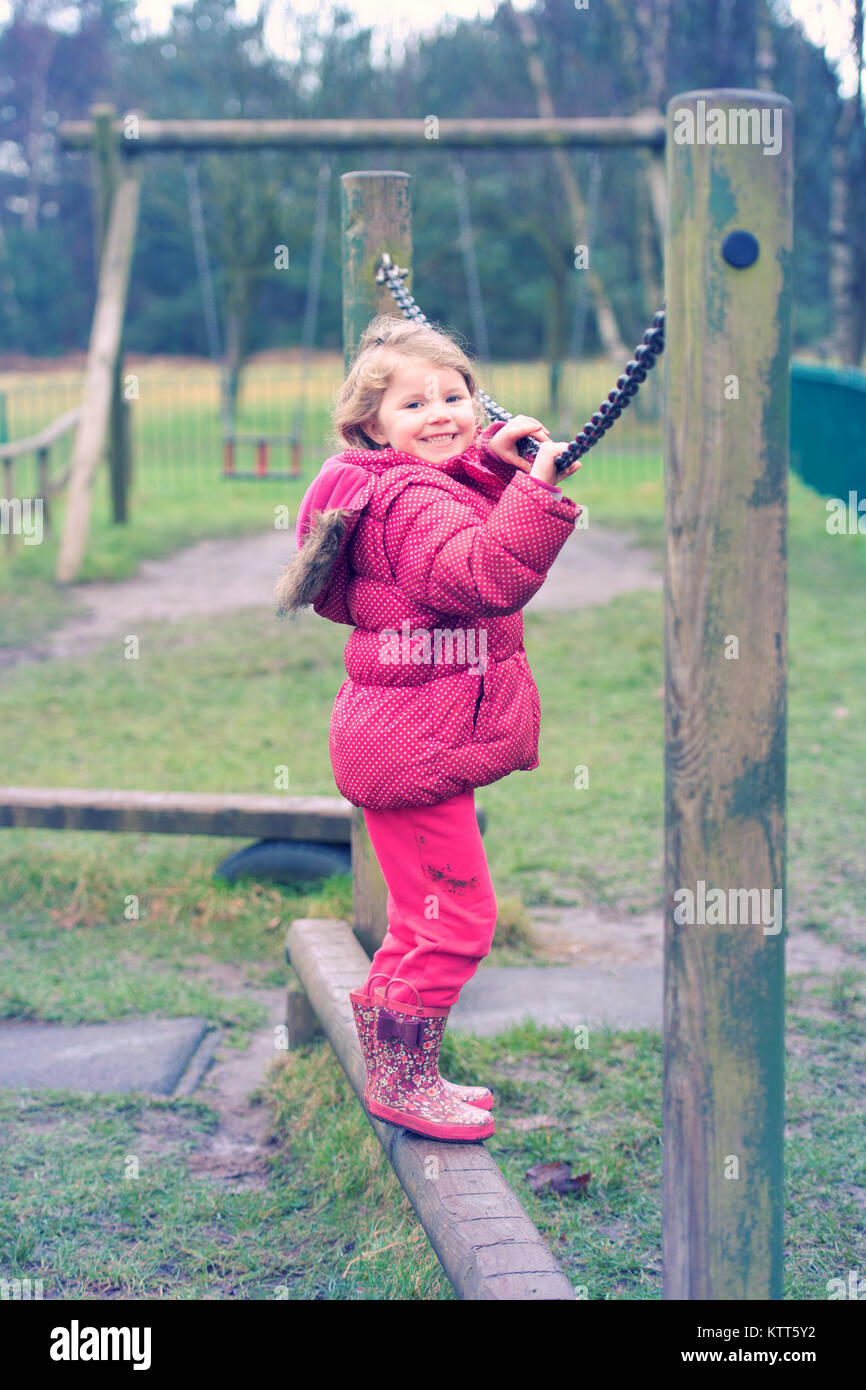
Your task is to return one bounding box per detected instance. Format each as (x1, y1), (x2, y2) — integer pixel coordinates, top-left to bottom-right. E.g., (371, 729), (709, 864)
(0, 787), (352, 842)
(285, 916), (576, 1301)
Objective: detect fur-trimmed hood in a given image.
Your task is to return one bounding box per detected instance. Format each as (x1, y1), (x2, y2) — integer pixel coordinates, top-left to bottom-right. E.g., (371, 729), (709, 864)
(275, 425), (510, 626)
(275, 454), (373, 625)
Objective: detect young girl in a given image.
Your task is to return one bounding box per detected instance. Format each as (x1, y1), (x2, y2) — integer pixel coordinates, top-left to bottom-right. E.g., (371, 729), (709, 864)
(276, 314), (582, 1142)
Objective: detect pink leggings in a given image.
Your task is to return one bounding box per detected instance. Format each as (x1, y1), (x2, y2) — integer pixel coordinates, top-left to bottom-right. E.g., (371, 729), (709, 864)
(362, 788), (498, 1009)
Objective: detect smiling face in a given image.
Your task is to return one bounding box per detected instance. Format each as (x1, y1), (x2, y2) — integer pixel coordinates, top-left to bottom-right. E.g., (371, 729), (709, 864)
(363, 360), (478, 463)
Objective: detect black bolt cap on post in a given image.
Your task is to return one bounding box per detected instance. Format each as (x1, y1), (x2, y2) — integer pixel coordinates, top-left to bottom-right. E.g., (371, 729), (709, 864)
(721, 230), (760, 268)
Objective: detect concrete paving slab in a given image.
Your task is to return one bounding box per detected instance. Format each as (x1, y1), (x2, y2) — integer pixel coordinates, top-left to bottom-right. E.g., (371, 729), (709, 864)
(0, 1017), (219, 1095)
(450, 964), (662, 1035)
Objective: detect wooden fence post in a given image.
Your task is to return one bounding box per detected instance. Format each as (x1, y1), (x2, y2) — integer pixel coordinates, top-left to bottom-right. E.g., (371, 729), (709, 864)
(340, 170), (413, 953)
(662, 89), (793, 1299)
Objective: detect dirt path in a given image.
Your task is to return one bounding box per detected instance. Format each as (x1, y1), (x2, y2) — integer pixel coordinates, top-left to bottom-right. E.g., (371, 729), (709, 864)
(0, 522), (661, 669)
(529, 903), (862, 974)
(175, 959), (287, 1192)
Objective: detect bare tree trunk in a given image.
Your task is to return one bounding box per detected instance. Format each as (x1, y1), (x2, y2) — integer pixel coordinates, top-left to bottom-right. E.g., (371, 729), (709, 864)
(829, 96), (859, 364)
(508, 3), (627, 359)
(0, 221), (24, 342)
(635, 171), (661, 321)
(829, 0), (863, 368)
(621, 0), (670, 308)
(23, 41), (55, 231)
(755, 0), (776, 91)
(854, 0), (866, 361)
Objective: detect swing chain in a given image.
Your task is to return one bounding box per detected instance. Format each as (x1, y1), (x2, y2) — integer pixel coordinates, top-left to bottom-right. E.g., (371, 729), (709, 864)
(375, 252), (665, 474)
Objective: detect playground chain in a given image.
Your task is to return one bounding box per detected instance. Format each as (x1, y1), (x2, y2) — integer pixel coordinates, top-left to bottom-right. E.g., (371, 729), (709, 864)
(374, 252), (666, 473)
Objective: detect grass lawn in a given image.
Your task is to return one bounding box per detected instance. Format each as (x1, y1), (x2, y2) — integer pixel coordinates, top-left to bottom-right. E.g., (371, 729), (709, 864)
(2, 978), (862, 1299)
(0, 357), (863, 1298)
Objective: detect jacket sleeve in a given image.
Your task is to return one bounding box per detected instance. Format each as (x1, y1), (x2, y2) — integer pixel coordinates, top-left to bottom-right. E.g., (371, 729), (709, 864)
(474, 420), (565, 496)
(382, 469), (581, 618)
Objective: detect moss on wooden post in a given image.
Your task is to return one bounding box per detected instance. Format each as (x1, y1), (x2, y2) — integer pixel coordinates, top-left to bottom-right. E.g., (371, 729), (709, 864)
(663, 89), (793, 1300)
(340, 171), (412, 949)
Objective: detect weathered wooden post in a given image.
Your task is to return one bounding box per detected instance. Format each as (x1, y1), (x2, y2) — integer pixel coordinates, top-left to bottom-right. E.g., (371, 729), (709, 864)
(91, 104), (132, 528)
(340, 170), (412, 954)
(663, 89), (793, 1299)
(57, 109), (141, 583)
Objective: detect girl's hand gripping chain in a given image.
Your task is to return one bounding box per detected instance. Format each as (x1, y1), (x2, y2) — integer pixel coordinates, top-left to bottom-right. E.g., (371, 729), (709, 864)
(484, 415), (583, 487)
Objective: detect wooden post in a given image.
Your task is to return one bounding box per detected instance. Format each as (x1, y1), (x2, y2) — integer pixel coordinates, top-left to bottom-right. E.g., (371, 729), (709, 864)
(37, 446), (50, 535)
(56, 162), (141, 583)
(90, 104), (118, 266)
(91, 103), (131, 529)
(341, 169), (412, 368)
(1, 456), (11, 554)
(663, 89), (793, 1300)
(351, 808), (389, 958)
(341, 170), (412, 952)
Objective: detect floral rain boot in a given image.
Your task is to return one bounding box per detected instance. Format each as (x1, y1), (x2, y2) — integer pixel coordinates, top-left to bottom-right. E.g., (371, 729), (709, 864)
(350, 984), (493, 1112)
(350, 987), (380, 1109)
(362, 973), (493, 1109)
(360, 980), (495, 1142)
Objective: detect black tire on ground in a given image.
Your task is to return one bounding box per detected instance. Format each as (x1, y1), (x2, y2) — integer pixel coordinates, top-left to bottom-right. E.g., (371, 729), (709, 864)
(213, 838), (351, 886)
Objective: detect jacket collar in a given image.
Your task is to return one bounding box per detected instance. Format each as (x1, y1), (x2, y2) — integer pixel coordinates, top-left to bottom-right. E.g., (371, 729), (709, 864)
(348, 437), (510, 499)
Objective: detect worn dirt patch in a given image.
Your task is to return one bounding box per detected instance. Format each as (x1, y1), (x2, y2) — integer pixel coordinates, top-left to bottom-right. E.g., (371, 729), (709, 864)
(180, 982), (287, 1192)
(529, 903), (865, 977)
(0, 522), (660, 671)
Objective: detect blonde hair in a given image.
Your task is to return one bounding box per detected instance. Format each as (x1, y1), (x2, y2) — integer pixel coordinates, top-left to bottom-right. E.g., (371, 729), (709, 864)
(330, 314), (488, 452)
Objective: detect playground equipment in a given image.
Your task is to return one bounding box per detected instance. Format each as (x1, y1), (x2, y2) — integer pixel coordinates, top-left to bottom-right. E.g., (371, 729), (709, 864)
(184, 155), (228, 425)
(0, 405), (80, 554)
(290, 87), (792, 1302)
(373, 251), (665, 471)
(219, 159), (332, 482)
(0, 787), (353, 885)
(221, 431), (305, 481)
(789, 360), (866, 497)
(55, 107), (667, 584)
(0, 785), (485, 889)
(39, 95), (792, 1301)
(186, 150), (331, 482)
(286, 917), (575, 1300)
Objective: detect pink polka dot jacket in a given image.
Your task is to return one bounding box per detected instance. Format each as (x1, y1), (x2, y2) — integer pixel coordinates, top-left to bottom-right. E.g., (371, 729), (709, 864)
(276, 420), (582, 810)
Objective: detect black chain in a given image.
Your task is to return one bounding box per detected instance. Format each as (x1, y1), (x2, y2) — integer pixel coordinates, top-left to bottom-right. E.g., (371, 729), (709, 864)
(374, 252), (665, 475)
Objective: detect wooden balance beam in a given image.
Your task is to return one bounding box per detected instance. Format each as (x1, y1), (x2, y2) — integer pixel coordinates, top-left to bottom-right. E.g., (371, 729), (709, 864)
(285, 917), (576, 1301)
(0, 787), (351, 843)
